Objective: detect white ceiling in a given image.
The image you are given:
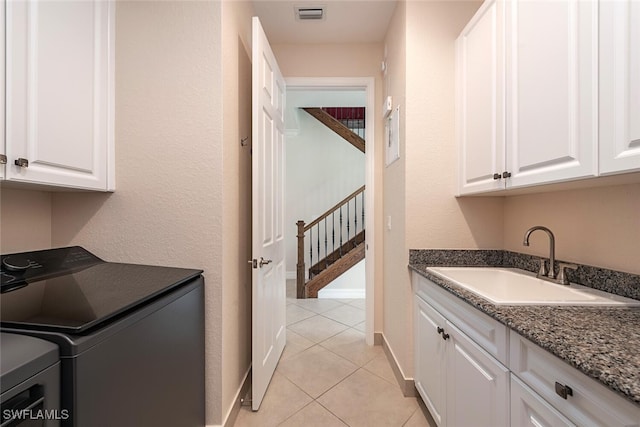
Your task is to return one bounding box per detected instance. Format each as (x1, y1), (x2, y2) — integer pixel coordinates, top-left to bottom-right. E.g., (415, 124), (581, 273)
(252, 0), (398, 44)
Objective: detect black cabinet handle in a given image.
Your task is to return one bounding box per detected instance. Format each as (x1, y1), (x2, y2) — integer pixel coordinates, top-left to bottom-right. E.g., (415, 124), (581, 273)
(502, 171), (512, 178)
(14, 158), (29, 168)
(493, 173), (502, 180)
(436, 326), (450, 340)
(555, 381), (573, 399)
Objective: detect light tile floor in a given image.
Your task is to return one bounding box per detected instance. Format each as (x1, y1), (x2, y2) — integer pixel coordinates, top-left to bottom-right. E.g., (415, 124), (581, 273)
(234, 295), (435, 427)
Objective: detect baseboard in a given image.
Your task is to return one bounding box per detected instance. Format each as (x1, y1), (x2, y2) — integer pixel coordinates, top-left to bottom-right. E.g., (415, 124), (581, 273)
(374, 332), (383, 345)
(381, 334), (416, 397)
(317, 288), (365, 299)
(222, 367), (252, 427)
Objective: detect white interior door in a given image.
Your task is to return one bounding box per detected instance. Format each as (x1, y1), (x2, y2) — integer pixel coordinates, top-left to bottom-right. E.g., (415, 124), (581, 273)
(251, 16), (286, 411)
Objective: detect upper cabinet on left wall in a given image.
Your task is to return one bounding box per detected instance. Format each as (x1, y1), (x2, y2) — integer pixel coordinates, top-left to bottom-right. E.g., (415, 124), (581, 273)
(1, 0), (115, 191)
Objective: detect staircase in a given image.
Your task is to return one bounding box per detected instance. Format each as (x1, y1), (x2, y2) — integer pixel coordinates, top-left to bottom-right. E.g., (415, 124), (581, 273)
(302, 108), (365, 153)
(296, 107), (366, 298)
(296, 186), (366, 298)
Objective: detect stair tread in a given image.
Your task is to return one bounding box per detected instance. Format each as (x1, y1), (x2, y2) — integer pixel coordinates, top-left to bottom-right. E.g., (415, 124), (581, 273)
(303, 241), (366, 298)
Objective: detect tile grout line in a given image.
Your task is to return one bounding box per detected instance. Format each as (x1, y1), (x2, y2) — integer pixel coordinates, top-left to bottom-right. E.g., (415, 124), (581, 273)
(283, 322), (402, 394)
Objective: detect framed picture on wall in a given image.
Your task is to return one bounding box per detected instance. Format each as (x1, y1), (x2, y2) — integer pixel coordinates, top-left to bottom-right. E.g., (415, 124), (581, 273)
(386, 105), (400, 166)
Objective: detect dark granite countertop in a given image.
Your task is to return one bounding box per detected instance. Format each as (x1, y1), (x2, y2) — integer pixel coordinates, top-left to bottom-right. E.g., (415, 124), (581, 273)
(409, 258), (640, 408)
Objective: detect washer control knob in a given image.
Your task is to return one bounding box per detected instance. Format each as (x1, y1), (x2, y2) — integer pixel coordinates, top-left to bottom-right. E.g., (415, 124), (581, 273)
(2, 255), (32, 272)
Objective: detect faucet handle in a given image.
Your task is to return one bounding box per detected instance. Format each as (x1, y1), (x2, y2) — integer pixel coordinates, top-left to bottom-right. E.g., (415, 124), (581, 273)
(557, 262), (577, 285)
(536, 258), (548, 278)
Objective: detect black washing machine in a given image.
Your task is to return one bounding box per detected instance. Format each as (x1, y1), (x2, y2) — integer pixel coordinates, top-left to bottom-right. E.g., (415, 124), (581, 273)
(0, 247), (205, 427)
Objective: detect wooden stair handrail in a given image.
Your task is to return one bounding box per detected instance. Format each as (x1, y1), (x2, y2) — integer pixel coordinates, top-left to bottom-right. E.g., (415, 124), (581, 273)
(302, 107), (366, 153)
(304, 185), (365, 232)
(297, 185), (366, 299)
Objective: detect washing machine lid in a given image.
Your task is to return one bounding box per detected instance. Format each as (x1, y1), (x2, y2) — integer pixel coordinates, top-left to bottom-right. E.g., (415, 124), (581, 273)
(1, 247), (203, 334)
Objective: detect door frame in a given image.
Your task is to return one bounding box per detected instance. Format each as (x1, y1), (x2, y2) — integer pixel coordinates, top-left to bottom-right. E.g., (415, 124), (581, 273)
(285, 77), (376, 346)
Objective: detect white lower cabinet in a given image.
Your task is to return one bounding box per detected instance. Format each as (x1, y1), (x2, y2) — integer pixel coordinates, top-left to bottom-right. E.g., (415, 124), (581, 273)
(510, 331), (640, 427)
(414, 295), (447, 426)
(446, 321), (509, 427)
(511, 375), (575, 427)
(414, 288), (509, 427)
(413, 272), (640, 427)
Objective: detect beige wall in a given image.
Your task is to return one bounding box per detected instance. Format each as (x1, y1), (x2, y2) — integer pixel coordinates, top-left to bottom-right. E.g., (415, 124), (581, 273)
(504, 183), (640, 274)
(405, 1), (504, 250)
(382, 0), (409, 376)
(51, 1), (225, 424)
(272, 42), (386, 332)
(382, 0), (504, 379)
(1, 189), (52, 253)
(221, 0), (254, 423)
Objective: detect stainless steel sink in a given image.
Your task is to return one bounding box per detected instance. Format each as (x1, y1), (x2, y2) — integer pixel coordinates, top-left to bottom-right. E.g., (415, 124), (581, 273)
(426, 267), (640, 306)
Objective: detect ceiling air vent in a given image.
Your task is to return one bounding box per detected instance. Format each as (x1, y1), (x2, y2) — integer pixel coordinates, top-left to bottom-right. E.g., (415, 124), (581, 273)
(295, 6), (325, 20)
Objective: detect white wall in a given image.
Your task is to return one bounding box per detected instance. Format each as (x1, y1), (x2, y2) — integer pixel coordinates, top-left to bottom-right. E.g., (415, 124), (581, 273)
(318, 259), (365, 299)
(285, 89), (366, 275)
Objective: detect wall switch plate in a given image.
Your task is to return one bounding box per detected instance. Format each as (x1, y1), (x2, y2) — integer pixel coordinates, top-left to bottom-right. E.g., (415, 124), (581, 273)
(382, 96), (393, 118)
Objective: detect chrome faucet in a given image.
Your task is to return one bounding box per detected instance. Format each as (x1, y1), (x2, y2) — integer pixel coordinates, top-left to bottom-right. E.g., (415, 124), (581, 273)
(523, 226), (556, 278)
(523, 226), (577, 285)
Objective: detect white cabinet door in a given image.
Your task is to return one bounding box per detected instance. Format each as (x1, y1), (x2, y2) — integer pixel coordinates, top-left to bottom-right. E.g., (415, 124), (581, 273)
(504, 0), (598, 188)
(446, 321), (509, 427)
(599, 0), (640, 175)
(456, 0), (505, 195)
(5, 0), (114, 190)
(414, 295), (447, 427)
(511, 375), (576, 427)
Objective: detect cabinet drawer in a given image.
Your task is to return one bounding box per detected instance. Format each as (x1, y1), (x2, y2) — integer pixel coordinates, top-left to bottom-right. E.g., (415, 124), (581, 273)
(511, 375), (575, 427)
(510, 330), (640, 427)
(412, 272), (509, 364)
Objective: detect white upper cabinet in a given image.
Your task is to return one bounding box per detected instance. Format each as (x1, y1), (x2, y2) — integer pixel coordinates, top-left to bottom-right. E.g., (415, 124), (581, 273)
(599, 0), (640, 175)
(4, 0), (114, 191)
(505, 0), (598, 188)
(1, 0), (6, 180)
(457, 0), (600, 195)
(457, 0), (505, 194)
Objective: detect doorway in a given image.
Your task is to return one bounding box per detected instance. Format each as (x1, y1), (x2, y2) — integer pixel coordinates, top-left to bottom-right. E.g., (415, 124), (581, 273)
(285, 77), (375, 346)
